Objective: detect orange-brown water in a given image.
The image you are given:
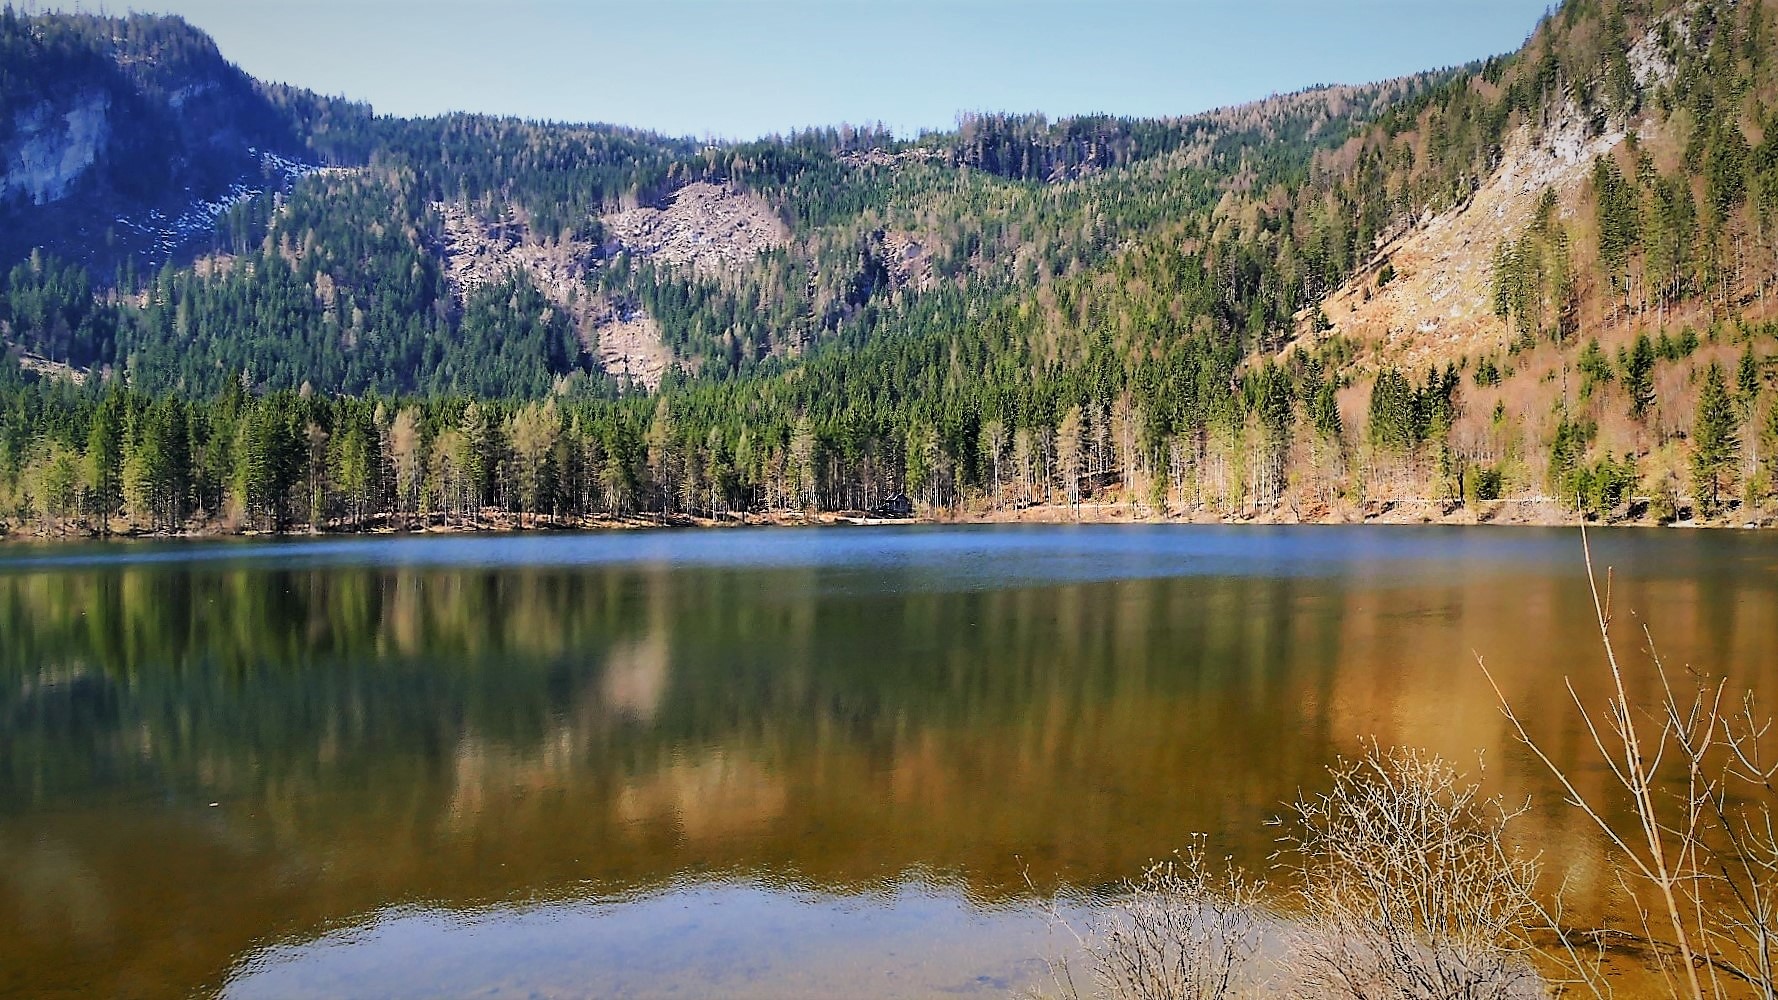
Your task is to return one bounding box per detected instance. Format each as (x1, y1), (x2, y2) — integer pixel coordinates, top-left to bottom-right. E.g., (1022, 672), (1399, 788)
(2, 525), (1774, 998)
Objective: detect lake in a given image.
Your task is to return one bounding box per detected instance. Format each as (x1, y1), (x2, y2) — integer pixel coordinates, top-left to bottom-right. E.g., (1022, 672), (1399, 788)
(3, 525), (1777, 998)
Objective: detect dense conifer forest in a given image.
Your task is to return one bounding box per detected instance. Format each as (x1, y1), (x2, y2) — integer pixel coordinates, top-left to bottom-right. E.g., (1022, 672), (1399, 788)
(4, 0), (1778, 536)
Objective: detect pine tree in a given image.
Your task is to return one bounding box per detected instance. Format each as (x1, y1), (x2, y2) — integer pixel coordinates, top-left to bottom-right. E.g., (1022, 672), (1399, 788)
(1310, 377), (1342, 441)
(980, 418), (1008, 509)
(389, 407), (424, 529)
(330, 414), (376, 530)
(432, 428), (467, 526)
(1056, 405), (1084, 508)
(1578, 339), (1613, 397)
(602, 421), (637, 516)
(1490, 240), (1513, 320)
(898, 420), (927, 510)
(123, 395), (189, 531)
(645, 397), (678, 516)
(38, 445), (80, 535)
(1593, 156), (1641, 308)
(235, 396), (300, 531)
(789, 415), (818, 509)
(1739, 344), (1762, 417)
(1548, 413), (1592, 507)
(507, 400), (559, 527)
(459, 401), (498, 521)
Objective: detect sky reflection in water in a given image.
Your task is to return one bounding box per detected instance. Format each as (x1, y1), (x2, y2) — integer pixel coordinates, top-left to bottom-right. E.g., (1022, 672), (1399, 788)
(224, 879), (1064, 1000)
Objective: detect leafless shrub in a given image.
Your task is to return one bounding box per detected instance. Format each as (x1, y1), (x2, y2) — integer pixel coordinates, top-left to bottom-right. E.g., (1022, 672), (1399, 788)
(1037, 532), (1778, 1000)
(1279, 743), (1547, 1000)
(1035, 748), (1548, 1000)
(1706, 697), (1778, 996)
(1034, 836), (1268, 1000)
(1484, 528), (1778, 999)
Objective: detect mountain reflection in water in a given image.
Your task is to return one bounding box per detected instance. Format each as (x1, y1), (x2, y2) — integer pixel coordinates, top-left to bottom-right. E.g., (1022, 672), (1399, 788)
(2, 525), (1776, 999)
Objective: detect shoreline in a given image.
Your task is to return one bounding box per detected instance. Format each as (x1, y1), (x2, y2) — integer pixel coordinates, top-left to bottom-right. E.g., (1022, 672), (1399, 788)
(955, 498), (1775, 530)
(3, 498), (1771, 544)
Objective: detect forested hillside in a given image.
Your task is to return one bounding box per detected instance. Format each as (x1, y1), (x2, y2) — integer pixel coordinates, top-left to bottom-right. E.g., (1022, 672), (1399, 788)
(3, 0), (1778, 538)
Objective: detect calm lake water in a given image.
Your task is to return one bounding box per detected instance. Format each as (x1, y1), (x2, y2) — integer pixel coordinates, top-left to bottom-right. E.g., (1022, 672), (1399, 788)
(4, 525), (1777, 998)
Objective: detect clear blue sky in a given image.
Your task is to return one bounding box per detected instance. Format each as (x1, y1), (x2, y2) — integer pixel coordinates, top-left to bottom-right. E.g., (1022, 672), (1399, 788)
(56, 0), (1555, 139)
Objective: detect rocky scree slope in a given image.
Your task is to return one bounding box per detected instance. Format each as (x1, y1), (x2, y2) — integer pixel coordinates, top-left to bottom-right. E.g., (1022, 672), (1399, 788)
(436, 202), (676, 390)
(1295, 7), (1688, 373)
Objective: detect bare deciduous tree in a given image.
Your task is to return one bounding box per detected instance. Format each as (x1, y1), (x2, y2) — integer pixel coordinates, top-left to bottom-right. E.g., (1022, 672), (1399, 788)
(1486, 529), (1778, 999)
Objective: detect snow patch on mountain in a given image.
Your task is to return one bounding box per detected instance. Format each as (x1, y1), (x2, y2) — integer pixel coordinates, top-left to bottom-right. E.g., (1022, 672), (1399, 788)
(110, 147), (330, 262)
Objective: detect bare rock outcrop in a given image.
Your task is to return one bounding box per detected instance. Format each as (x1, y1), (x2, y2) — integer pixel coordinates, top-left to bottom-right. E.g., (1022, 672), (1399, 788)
(436, 184), (794, 389)
(436, 202), (597, 303)
(585, 298), (673, 391)
(837, 147), (941, 170)
(1288, 15), (1682, 374)
(436, 202), (677, 390)
(601, 182), (787, 278)
(4, 92), (110, 206)
(875, 230), (935, 293)
(5, 345), (89, 385)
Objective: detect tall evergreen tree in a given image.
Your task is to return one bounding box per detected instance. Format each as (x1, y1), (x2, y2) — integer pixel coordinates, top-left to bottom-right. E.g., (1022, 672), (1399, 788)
(1692, 362), (1740, 517)
(82, 388), (125, 533)
(1367, 368), (1415, 452)
(1626, 334), (1656, 422)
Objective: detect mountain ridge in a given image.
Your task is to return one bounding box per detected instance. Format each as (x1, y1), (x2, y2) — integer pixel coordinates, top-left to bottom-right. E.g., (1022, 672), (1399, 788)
(4, 4), (1439, 395)
(4, 0), (1778, 537)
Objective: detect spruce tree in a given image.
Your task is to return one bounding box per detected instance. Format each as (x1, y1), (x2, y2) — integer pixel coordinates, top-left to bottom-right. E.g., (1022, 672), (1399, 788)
(82, 389), (125, 534)
(1367, 368), (1415, 452)
(1626, 333), (1656, 422)
(1691, 362), (1740, 517)
(459, 402), (497, 517)
(1738, 345), (1762, 417)
(1310, 377), (1342, 440)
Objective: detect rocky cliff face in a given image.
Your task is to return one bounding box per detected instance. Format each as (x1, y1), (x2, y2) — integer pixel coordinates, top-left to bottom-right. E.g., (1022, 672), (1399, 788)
(4, 91), (110, 206)
(0, 11), (331, 269)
